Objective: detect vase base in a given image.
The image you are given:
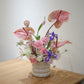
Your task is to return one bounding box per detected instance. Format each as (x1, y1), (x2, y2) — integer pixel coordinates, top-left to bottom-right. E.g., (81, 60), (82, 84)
(32, 72), (50, 77)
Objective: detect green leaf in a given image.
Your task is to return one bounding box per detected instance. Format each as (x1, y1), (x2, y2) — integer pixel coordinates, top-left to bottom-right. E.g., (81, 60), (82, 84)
(26, 41), (29, 44)
(35, 35), (40, 40)
(49, 48), (52, 52)
(37, 24), (43, 35)
(51, 56), (55, 59)
(23, 53), (26, 56)
(17, 42), (21, 45)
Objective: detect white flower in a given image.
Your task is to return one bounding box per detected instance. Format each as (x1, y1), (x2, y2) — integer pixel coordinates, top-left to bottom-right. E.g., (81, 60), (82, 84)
(37, 56), (43, 62)
(26, 47), (31, 55)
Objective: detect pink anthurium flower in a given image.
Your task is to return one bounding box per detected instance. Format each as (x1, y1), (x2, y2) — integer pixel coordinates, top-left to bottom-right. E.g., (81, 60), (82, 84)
(48, 10), (69, 28)
(14, 27), (35, 40)
(57, 40), (72, 48)
(50, 40), (72, 54)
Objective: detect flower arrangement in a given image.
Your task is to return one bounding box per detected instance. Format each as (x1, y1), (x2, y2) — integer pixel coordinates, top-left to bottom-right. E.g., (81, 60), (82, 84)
(14, 10), (72, 64)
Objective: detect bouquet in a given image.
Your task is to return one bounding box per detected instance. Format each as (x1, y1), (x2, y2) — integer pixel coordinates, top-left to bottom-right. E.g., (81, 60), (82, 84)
(14, 10), (72, 64)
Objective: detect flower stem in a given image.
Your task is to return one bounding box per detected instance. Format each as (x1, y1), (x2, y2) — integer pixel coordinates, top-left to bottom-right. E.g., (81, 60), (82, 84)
(46, 40), (51, 49)
(45, 22), (55, 37)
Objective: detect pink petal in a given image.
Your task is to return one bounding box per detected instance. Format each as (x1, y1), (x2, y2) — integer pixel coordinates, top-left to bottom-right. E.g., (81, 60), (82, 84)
(50, 43), (56, 48)
(41, 37), (49, 44)
(24, 20), (30, 27)
(14, 28), (30, 40)
(58, 10), (69, 22)
(48, 10), (69, 22)
(54, 20), (63, 28)
(42, 20), (46, 25)
(57, 40), (72, 48)
(29, 31), (33, 35)
(48, 10), (60, 22)
(34, 41), (43, 48)
(39, 47), (47, 55)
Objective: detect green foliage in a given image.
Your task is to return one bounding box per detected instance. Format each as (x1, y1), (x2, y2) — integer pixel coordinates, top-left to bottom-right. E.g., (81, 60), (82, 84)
(46, 40), (51, 49)
(26, 41), (29, 44)
(33, 34), (40, 40)
(23, 53), (26, 56)
(16, 42), (21, 46)
(51, 56), (55, 59)
(49, 48), (52, 52)
(37, 24), (43, 35)
(35, 35), (40, 40)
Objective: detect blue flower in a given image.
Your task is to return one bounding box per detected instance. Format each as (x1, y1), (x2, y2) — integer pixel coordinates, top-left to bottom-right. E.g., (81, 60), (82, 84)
(45, 50), (57, 62)
(46, 51), (53, 58)
(52, 54), (57, 58)
(49, 32), (58, 41)
(45, 57), (49, 62)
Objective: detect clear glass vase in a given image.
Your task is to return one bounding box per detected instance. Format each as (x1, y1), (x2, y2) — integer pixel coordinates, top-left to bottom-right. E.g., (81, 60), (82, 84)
(32, 62), (50, 77)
